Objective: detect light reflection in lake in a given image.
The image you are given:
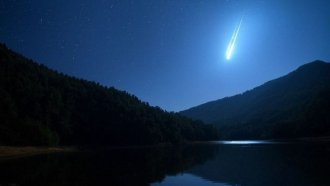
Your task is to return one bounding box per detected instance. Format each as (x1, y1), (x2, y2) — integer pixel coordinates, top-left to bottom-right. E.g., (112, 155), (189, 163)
(217, 140), (270, 145)
(152, 173), (231, 186)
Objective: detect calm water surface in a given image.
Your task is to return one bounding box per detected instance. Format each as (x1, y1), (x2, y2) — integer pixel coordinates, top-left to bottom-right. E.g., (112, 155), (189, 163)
(1, 141), (330, 186)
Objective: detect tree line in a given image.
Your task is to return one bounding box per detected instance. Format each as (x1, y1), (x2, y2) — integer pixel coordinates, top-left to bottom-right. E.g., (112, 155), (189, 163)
(0, 43), (218, 146)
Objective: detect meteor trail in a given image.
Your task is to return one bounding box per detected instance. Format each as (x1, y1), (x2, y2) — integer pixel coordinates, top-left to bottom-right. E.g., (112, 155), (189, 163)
(226, 17), (243, 60)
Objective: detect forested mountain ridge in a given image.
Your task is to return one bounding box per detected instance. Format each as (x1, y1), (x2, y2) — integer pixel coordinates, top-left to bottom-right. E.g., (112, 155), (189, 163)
(0, 43), (218, 146)
(181, 60), (330, 139)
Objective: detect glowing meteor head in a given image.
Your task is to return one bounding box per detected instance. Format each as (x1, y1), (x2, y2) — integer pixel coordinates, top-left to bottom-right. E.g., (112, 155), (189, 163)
(226, 42), (235, 60)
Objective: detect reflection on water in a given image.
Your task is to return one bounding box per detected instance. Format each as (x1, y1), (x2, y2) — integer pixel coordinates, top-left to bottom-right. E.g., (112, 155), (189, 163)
(189, 142), (330, 186)
(0, 145), (217, 186)
(152, 173), (230, 186)
(1, 142), (330, 186)
(217, 140), (272, 144)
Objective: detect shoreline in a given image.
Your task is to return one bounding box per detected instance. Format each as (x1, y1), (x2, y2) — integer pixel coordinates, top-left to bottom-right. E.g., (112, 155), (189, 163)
(2, 137), (330, 160)
(0, 146), (76, 160)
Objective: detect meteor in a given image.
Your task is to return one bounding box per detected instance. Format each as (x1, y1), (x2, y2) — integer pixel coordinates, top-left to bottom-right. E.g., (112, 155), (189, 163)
(226, 17), (243, 60)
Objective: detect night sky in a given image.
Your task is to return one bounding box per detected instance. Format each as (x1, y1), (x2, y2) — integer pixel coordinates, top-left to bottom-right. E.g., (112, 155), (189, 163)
(1, 0), (330, 111)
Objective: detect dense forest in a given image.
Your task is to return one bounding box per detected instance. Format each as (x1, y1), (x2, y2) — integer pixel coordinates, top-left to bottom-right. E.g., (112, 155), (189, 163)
(0, 43), (218, 146)
(181, 61), (330, 139)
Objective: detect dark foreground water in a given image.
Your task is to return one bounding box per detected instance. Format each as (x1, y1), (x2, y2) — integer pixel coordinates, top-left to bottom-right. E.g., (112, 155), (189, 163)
(1, 141), (330, 186)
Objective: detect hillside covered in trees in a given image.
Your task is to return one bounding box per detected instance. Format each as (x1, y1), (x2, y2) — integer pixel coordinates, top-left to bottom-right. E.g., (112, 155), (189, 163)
(181, 61), (330, 139)
(0, 43), (218, 146)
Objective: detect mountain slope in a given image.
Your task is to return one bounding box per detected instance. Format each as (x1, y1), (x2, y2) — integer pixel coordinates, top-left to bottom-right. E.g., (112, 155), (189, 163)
(0, 43), (218, 146)
(181, 61), (330, 139)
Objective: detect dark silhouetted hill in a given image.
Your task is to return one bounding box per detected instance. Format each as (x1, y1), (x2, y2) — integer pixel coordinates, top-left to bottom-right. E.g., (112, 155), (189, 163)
(0, 43), (218, 146)
(181, 60), (330, 139)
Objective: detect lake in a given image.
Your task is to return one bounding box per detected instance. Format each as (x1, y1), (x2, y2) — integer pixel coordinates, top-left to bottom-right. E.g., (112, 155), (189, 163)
(1, 141), (330, 186)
